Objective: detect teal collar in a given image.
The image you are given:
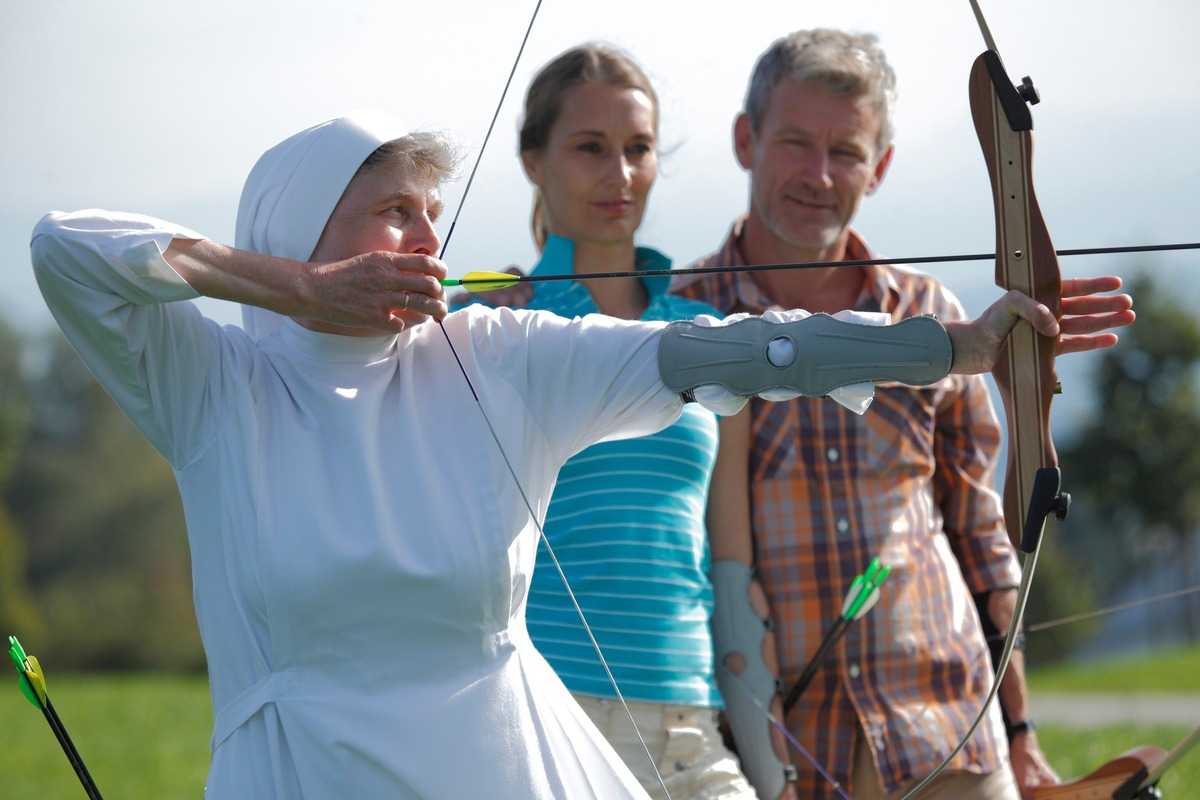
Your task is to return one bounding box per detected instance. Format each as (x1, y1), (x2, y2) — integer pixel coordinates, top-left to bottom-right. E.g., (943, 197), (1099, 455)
(530, 235), (674, 299)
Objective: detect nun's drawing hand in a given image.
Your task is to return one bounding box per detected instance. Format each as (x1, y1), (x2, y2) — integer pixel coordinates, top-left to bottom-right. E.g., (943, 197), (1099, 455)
(305, 251), (450, 332)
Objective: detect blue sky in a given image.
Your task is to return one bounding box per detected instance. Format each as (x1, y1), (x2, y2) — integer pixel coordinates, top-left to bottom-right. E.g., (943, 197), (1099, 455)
(3, 0), (1197, 413)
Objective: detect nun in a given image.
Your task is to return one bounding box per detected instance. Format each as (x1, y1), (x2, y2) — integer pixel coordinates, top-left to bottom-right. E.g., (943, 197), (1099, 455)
(31, 109), (687, 799)
(29, 109), (1126, 799)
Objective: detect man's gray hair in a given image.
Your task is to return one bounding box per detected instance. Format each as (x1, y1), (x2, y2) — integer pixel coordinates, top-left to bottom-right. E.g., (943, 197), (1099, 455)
(744, 29), (897, 154)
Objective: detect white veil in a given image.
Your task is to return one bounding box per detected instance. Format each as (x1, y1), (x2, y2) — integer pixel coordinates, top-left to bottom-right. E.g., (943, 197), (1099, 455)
(233, 109), (408, 339)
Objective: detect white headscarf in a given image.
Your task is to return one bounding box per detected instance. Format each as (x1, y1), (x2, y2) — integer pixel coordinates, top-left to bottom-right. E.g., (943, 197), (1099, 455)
(234, 109), (408, 339)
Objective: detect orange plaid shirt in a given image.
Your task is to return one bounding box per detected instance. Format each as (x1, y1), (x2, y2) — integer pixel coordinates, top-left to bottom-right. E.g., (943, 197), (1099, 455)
(673, 219), (1021, 798)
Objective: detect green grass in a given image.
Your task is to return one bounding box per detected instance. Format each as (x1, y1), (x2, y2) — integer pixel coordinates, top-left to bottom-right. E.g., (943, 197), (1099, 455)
(1026, 645), (1200, 796)
(1038, 724), (1197, 796)
(1027, 643), (1200, 693)
(2, 665), (1197, 798)
(1, 673), (211, 799)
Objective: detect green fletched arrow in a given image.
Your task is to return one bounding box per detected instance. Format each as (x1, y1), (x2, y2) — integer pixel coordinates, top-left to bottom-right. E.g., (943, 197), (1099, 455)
(8, 635), (104, 799)
(782, 558), (892, 715)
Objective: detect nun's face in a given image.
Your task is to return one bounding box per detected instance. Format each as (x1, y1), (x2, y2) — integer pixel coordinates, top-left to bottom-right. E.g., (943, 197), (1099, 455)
(311, 162), (443, 263)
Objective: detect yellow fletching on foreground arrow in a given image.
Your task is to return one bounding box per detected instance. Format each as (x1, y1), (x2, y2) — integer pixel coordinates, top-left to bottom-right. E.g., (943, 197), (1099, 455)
(441, 271), (522, 292)
(25, 655), (48, 706)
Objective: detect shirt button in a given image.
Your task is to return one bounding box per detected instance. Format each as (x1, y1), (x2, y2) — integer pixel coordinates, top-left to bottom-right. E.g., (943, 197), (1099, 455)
(848, 664), (861, 679)
(827, 447), (839, 461)
(837, 518), (850, 533)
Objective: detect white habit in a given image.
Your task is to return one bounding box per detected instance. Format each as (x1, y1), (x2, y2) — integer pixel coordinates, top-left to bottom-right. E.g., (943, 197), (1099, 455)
(32, 210), (683, 798)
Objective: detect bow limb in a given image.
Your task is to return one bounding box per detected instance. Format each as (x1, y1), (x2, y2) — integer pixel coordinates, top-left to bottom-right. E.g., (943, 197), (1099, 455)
(1032, 722), (1200, 799)
(901, 5), (1061, 797)
(966, 25), (1070, 554)
(1031, 745), (1166, 800)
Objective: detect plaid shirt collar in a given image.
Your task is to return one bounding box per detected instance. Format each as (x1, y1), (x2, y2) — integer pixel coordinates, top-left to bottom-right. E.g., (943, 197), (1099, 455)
(716, 217), (911, 319)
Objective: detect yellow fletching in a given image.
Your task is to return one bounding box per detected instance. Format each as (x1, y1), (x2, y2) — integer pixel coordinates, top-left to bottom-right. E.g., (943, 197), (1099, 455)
(442, 271), (521, 292)
(26, 655), (48, 705)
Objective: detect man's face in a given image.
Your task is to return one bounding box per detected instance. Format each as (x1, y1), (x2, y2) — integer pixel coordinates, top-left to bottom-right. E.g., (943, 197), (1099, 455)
(736, 77), (892, 256)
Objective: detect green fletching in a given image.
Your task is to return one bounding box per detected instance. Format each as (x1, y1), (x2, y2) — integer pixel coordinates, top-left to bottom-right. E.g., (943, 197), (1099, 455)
(8, 635), (26, 669)
(17, 672), (41, 708)
(840, 575), (866, 617)
(9, 636), (45, 709)
(843, 559), (893, 620)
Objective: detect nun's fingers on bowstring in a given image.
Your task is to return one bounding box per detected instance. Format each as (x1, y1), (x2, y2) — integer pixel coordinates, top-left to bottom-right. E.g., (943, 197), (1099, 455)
(394, 268), (448, 305)
(386, 251), (448, 281)
(383, 253), (449, 314)
(388, 289), (447, 324)
(304, 253), (436, 323)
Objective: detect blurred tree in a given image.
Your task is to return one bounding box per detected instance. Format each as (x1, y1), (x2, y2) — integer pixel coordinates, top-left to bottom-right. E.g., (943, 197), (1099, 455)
(1059, 272), (1200, 644)
(0, 318), (38, 637)
(1021, 532), (1099, 665)
(4, 331), (203, 671)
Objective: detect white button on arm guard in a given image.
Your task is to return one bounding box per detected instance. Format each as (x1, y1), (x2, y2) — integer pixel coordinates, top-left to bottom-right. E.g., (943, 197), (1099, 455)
(710, 560), (792, 800)
(659, 312), (952, 398)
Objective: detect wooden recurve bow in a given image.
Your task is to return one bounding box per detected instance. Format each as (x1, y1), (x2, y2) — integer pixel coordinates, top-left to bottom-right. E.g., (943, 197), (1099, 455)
(967, 0), (1071, 555)
(901, 4), (1065, 796)
(962, 6), (1190, 800)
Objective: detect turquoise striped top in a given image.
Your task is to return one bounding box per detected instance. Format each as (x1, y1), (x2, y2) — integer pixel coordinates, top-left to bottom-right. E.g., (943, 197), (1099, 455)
(515, 237), (724, 707)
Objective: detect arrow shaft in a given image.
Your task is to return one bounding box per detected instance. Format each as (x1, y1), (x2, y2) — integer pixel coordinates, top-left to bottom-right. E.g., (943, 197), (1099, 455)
(42, 700), (104, 800)
(782, 617), (851, 715)
(448, 241), (1200, 290)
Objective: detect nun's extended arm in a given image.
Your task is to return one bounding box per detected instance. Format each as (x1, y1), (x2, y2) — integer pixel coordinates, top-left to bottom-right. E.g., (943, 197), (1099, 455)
(164, 238), (448, 333)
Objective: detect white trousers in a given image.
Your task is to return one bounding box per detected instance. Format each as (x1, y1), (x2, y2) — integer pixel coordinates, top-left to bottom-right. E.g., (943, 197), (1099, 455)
(574, 695), (760, 800)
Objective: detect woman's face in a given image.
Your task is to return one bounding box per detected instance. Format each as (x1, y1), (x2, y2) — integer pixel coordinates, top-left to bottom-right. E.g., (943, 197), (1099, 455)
(522, 82), (658, 247)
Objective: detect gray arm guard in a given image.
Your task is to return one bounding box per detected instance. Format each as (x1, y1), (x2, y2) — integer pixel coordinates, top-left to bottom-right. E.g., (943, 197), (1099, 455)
(659, 313), (952, 397)
(711, 560), (793, 800)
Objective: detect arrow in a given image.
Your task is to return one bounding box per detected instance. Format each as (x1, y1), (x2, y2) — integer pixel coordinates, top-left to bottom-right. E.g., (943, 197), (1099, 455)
(8, 635), (104, 800)
(441, 241), (1200, 293)
(781, 558), (892, 716)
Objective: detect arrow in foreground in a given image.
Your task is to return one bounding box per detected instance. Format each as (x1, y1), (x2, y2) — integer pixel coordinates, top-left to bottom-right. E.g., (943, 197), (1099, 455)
(8, 635), (104, 799)
(781, 558), (893, 716)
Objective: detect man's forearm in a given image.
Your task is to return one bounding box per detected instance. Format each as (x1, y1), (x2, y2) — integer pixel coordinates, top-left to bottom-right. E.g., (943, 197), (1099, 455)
(987, 588), (1034, 729)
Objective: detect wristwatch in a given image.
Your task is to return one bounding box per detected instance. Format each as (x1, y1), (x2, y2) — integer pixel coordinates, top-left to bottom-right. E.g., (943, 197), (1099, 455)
(1006, 717), (1037, 739)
